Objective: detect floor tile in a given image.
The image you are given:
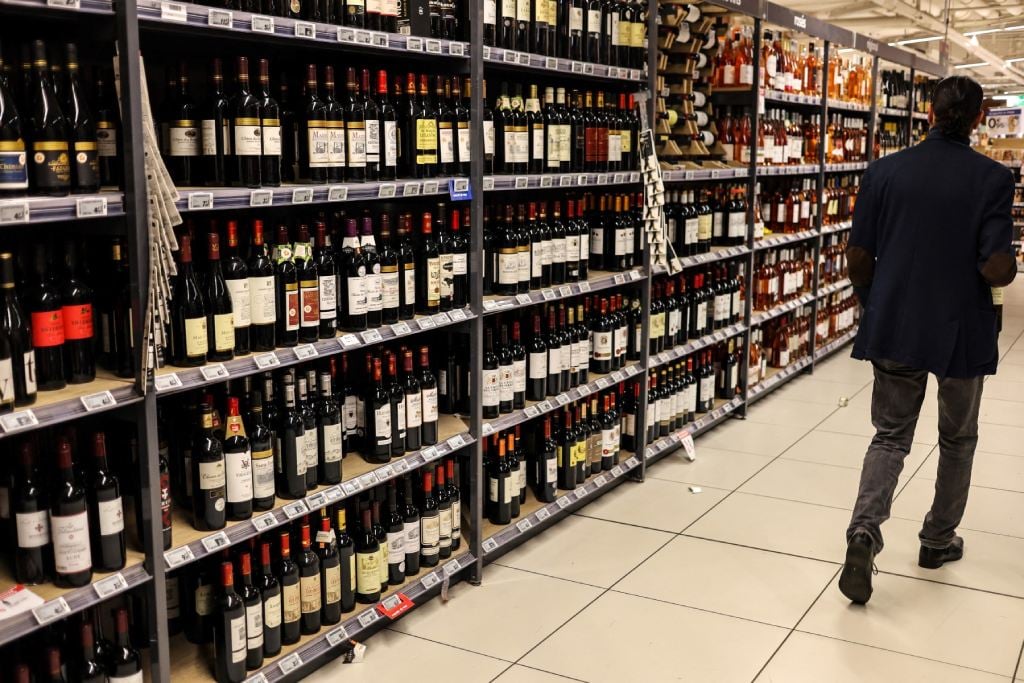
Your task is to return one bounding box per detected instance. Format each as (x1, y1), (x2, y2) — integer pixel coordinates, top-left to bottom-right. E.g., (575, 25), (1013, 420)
(738, 458), (864, 511)
(782, 430), (934, 475)
(685, 492), (849, 564)
(756, 631), (1008, 683)
(697, 419), (812, 457)
(976, 423), (1024, 457)
(977, 378), (1024, 403)
(492, 666), (583, 683)
(817, 408), (940, 445)
(799, 572), (1024, 675)
(615, 536), (838, 628)
(522, 591), (788, 683)
(811, 359), (878, 385)
(646, 446), (773, 490)
(495, 515), (672, 588)
(767, 377), (868, 406)
(919, 396), (1024, 428)
(576, 477), (729, 533)
(893, 478), (1024, 539)
(990, 362), (1024, 383)
(916, 449), (1024, 494)
(303, 630), (509, 683)
(390, 564), (601, 661)
(744, 397), (838, 427)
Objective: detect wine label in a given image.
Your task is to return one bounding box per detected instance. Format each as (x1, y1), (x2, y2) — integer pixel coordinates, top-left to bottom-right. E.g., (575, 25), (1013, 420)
(97, 497), (125, 536)
(303, 430), (319, 474)
(72, 140), (99, 188)
(226, 448), (253, 503)
(0, 141), (28, 190)
(365, 267), (383, 312)
(62, 303), (93, 341)
(184, 316), (208, 357)
(365, 119), (380, 162)
(230, 615), (246, 663)
(323, 423), (342, 463)
(198, 459), (226, 491)
(213, 312), (234, 352)
(262, 120), (282, 157)
(439, 125), (454, 164)
(226, 278), (251, 328)
(593, 331), (612, 361)
(282, 583), (300, 624)
(347, 273), (367, 316)
(249, 275), (276, 325)
(482, 367), (499, 408)
(307, 124), (331, 168)
(439, 253), (454, 300)
(30, 140), (70, 190)
(384, 120), (398, 168)
(483, 120), (495, 155)
(377, 543), (387, 584)
(0, 358), (12, 409)
(300, 573), (322, 614)
(200, 119), (220, 156)
(325, 563), (341, 604)
(195, 584), (214, 616)
(426, 257), (441, 305)
(374, 404), (393, 446)
(246, 603), (264, 650)
(51, 510), (91, 574)
(438, 507), (452, 549)
(498, 251), (518, 285)
(415, 119), (438, 165)
(300, 281), (320, 327)
(347, 126), (367, 168)
(252, 448), (275, 499)
(356, 551), (379, 596)
(318, 275), (337, 320)
(16, 509), (50, 548)
(387, 531), (405, 570)
(420, 514), (440, 556)
(499, 365), (513, 403)
(263, 592), (282, 629)
(422, 387), (438, 422)
(168, 124), (200, 156)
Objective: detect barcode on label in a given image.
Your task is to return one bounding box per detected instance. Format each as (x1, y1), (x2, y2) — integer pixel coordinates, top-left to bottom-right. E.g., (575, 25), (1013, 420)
(160, 1), (187, 21)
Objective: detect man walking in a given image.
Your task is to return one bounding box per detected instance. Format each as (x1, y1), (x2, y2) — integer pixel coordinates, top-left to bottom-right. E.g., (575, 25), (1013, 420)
(839, 75), (1017, 604)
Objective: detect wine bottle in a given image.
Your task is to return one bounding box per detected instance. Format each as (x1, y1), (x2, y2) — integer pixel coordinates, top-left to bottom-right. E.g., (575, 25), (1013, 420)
(344, 67), (367, 181)
(170, 235), (208, 367)
(276, 530), (301, 645)
(339, 218), (368, 332)
(317, 368), (343, 484)
(446, 458), (462, 550)
(378, 215), (400, 325)
(43, 647), (65, 683)
(384, 481), (405, 584)
(397, 215), (416, 319)
(27, 40), (70, 195)
(246, 391), (275, 511)
(50, 437), (92, 587)
(273, 225), (300, 347)
(0, 253), (36, 406)
(298, 64), (329, 183)
(419, 468), (440, 566)
(276, 375), (307, 499)
(87, 433), (126, 571)
(27, 245), (65, 388)
(108, 239), (134, 379)
(201, 58), (229, 187)
(401, 349), (421, 452)
(317, 516), (342, 625)
(296, 522), (321, 635)
(64, 44), (99, 194)
(506, 432), (521, 518)
(386, 351), (407, 456)
(77, 622), (105, 683)
(297, 371), (319, 490)
(106, 608), (142, 683)
(223, 221), (251, 356)
(335, 508), (356, 612)
(60, 241), (95, 383)
(361, 69), (380, 181)
(258, 541), (282, 657)
(371, 491), (388, 587)
(417, 212), (441, 313)
(419, 345), (439, 445)
(377, 69), (398, 180)
(355, 503), (381, 603)
(488, 434), (512, 524)
(290, 226), (317, 345)
(257, 58), (282, 187)
(165, 61), (200, 187)
(359, 216), (383, 329)
(482, 327), (499, 419)
(314, 222), (338, 339)
(435, 464), (452, 559)
(237, 552), (264, 670)
(0, 46), (28, 196)
(192, 402), (227, 531)
(213, 562), (247, 683)
(247, 220), (276, 352)
(13, 441), (51, 584)
(223, 397), (253, 521)
(322, 66), (346, 183)
(366, 356), (392, 462)
(398, 474), (420, 576)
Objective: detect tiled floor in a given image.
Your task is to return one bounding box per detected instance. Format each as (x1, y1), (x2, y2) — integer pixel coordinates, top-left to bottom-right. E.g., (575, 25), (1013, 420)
(306, 282), (1024, 682)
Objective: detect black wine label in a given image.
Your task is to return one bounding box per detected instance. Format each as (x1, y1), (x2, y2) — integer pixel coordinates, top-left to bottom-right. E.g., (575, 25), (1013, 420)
(72, 140), (100, 189)
(0, 140), (28, 190)
(30, 140), (71, 190)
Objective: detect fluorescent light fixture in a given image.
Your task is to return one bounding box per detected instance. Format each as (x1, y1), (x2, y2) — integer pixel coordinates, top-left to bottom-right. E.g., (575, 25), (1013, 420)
(965, 29), (1002, 36)
(955, 62), (990, 68)
(993, 95), (1015, 101)
(1006, 57), (1024, 64)
(892, 35), (943, 45)
(837, 48), (857, 53)
(1005, 25), (1024, 31)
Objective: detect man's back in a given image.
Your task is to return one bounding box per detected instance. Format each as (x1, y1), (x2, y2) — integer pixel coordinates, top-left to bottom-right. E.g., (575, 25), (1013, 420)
(848, 128), (1015, 378)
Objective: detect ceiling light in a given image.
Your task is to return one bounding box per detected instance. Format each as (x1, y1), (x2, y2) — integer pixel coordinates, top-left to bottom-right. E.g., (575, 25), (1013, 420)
(892, 35), (943, 45)
(1006, 57), (1024, 64)
(955, 62), (990, 68)
(965, 29), (1002, 36)
(971, 35), (980, 45)
(1005, 25), (1024, 31)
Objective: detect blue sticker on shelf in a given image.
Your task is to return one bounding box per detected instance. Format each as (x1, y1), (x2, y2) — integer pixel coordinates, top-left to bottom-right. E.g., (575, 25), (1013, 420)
(449, 178), (472, 201)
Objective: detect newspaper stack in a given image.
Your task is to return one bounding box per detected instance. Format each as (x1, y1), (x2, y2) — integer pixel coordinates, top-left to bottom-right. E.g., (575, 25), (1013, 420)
(634, 91), (677, 272)
(114, 50), (182, 387)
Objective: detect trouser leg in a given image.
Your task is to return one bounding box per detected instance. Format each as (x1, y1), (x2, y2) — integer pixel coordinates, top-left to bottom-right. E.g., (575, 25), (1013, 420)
(846, 359), (928, 552)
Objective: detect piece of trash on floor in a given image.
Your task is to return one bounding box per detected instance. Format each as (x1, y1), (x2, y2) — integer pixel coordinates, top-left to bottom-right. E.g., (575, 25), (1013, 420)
(838, 397), (849, 407)
(689, 486), (702, 494)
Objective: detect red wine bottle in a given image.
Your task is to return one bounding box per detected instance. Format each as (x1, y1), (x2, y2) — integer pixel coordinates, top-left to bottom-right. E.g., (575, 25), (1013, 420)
(77, 622), (105, 683)
(223, 221), (251, 356)
(258, 541), (282, 657)
(13, 441), (51, 585)
(245, 391), (275, 511)
(401, 349), (421, 452)
(28, 244), (65, 389)
(237, 552), (264, 670)
(366, 357), (392, 463)
(191, 402), (227, 531)
(399, 474), (420, 576)
(339, 218), (367, 332)
(88, 432), (126, 571)
(317, 516), (341, 625)
(205, 232), (235, 362)
(419, 468), (440, 566)
(223, 397), (253, 521)
(213, 562), (247, 683)
(294, 224), (320, 344)
(272, 225), (299, 347)
(355, 504), (381, 603)
(314, 222), (338, 339)
(275, 375), (307, 499)
(335, 508), (356, 612)
(435, 464), (452, 559)
(419, 345), (438, 445)
(316, 369), (342, 484)
(230, 57), (262, 189)
(0, 253), (36, 406)
(297, 522), (321, 634)
(276, 530), (301, 645)
(106, 607), (142, 683)
(50, 437), (92, 587)
(371, 492), (389, 588)
(247, 220), (276, 352)
(59, 241), (95, 384)
(257, 59), (282, 187)
(446, 458), (462, 550)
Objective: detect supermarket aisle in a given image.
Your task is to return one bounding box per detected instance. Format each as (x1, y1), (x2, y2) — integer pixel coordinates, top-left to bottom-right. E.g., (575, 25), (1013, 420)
(308, 280), (1024, 683)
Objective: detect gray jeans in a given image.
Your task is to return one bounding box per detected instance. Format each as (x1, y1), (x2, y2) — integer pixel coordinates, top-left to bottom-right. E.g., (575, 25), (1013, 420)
(847, 359), (985, 552)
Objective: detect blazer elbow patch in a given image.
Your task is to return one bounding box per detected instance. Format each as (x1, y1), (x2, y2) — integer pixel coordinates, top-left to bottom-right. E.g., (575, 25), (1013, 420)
(846, 246), (875, 287)
(981, 253), (1016, 287)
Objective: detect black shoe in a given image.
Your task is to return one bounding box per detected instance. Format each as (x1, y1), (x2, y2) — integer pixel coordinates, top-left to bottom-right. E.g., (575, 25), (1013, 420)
(839, 531), (876, 604)
(918, 536), (964, 569)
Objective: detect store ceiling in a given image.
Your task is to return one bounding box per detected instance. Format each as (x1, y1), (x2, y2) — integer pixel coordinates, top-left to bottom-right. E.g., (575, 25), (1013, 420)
(777, 0), (1024, 90)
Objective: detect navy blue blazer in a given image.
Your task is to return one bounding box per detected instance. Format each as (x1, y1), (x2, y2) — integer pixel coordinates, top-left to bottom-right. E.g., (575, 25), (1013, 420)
(849, 128), (1015, 378)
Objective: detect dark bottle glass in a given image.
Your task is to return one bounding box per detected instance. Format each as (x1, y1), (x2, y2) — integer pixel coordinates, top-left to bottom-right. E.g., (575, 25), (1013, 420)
(339, 218), (368, 332)
(510, 320), (527, 408)
(384, 481), (405, 584)
(298, 371), (319, 490)
(435, 465), (452, 559)
(401, 349), (422, 452)
(297, 522), (321, 634)
(213, 562), (247, 683)
(482, 326), (499, 418)
(192, 403), (227, 531)
(320, 66), (346, 184)
(58, 241), (95, 384)
(419, 469), (440, 566)
(557, 408), (576, 490)
(205, 232), (235, 362)
(359, 217), (382, 329)
(314, 222), (338, 339)
(386, 351), (407, 456)
(27, 40), (70, 195)
(546, 306), (562, 396)
(165, 61), (199, 187)
(237, 552), (264, 671)
(371, 494), (389, 589)
(64, 44), (99, 194)
(487, 434), (512, 524)
(224, 221), (251, 356)
(276, 531), (301, 645)
(50, 437), (92, 587)
(399, 474), (420, 575)
(446, 458), (462, 549)
(396, 214), (416, 319)
(87, 433), (126, 571)
(245, 391), (275, 511)
(344, 0), (365, 27)
(298, 65), (329, 184)
(377, 70), (399, 181)
(416, 212), (441, 314)
(0, 46), (28, 197)
(169, 235), (207, 367)
(418, 345), (439, 445)
(377, 215), (400, 324)
(223, 397), (253, 521)
(344, 67), (367, 182)
(201, 58), (230, 187)
(335, 508), (356, 612)
(273, 225), (300, 347)
(290, 226), (318, 344)
(257, 541), (282, 657)
(247, 220), (276, 352)
(366, 357), (392, 462)
(13, 441), (51, 585)
(107, 607), (142, 682)
(526, 313), (547, 401)
(257, 59), (282, 187)
(317, 516), (342, 625)
(449, 209), (469, 309)
(535, 416), (558, 501)
(0, 253), (36, 405)
(77, 622), (105, 683)
(317, 369), (343, 484)
(355, 504), (381, 603)
(278, 76), (297, 183)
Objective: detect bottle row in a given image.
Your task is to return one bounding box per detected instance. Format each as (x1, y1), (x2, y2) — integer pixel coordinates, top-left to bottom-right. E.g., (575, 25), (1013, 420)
(169, 465), (462, 682)
(754, 307), (813, 370)
(751, 247), (814, 312)
(815, 287), (858, 346)
(647, 265), (743, 355)
(716, 108), (868, 167)
(878, 70), (933, 114)
(0, 41), (121, 198)
(0, 238), (132, 412)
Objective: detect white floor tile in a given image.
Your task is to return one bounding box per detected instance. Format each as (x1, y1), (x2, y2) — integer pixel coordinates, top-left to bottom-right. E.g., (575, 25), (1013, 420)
(817, 408), (940, 445)
(522, 591), (788, 683)
(697, 419), (811, 456)
(576, 477), (728, 533)
(390, 564), (601, 661)
(976, 423), (1024, 457)
(495, 515), (672, 588)
(766, 377), (869, 405)
(646, 446), (773, 490)
(915, 449), (1024, 494)
(738, 458), (864, 511)
(492, 666), (583, 683)
(744, 397), (838, 427)
(977, 378), (1024, 403)
(893, 478), (1024, 539)
(615, 536), (838, 628)
(782, 430), (934, 474)
(302, 630), (509, 683)
(756, 631), (1008, 683)
(799, 573), (1024, 675)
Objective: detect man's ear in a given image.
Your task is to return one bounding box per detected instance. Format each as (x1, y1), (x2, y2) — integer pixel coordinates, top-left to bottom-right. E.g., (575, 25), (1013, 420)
(973, 109), (985, 130)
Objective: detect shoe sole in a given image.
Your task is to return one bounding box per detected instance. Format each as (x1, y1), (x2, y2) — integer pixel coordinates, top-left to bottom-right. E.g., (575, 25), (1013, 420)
(839, 542), (873, 604)
(918, 549), (964, 570)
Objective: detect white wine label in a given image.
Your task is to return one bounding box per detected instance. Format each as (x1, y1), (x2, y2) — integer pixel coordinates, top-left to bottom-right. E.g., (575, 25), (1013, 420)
(323, 424), (343, 462)
(248, 275), (276, 325)
(403, 520), (420, 555)
(51, 510), (91, 574)
(319, 276), (338, 318)
(263, 593), (282, 629)
(246, 603), (264, 650)
(226, 449), (253, 503)
(199, 459), (226, 490)
(16, 509), (50, 548)
(422, 387), (438, 422)
(420, 514), (440, 555)
(226, 278), (251, 328)
(97, 497), (125, 536)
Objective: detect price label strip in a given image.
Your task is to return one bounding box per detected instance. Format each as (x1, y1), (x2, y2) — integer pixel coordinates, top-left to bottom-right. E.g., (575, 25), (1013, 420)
(93, 573), (127, 599)
(201, 532), (230, 553)
(377, 592), (414, 619)
(164, 545), (195, 568)
(81, 391), (116, 412)
(0, 409), (38, 433)
(283, 500), (309, 519)
(32, 597), (70, 626)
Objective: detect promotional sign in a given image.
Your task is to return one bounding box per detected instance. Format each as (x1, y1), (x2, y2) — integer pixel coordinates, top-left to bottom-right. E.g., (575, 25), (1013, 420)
(986, 107), (1024, 137)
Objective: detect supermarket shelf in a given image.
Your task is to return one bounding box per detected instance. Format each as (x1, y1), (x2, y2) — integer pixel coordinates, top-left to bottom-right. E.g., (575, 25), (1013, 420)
(912, 111), (929, 121)
(750, 292), (816, 326)
(747, 356), (813, 403)
(0, 0), (112, 14)
(0, 373), (141, 439)
(661, 166), (750, 182)
(0, 553), (149, 648)
(755, 163), (818, 176)
(483, 268), (644, 315)
(482, 45), (642, 82)
(754, 229), (818, 251)
(825, 161), (869, 173)
(818, 278), (852, 298)
(174, 178), (465, 213)
(878, 106), (910, 118)
(652, 245), (750, 275)
(138, 0), (468, 58)
(821, 220), (852, 235)
(483, 171), (640, 192)
(814, 328), (858, 361)
(481, 363), (644, 435)
(163, 415), (472, 573)
(0, 192), (124, 226)
(649, 323), (748, 370)
(480, 454), (642, 563)
(763, 89), (821, 106)
(827, 99), (871, 113)
(713, 87), (818, 108)
(644, 396), (745, 463)
(153, 308), (473, 397)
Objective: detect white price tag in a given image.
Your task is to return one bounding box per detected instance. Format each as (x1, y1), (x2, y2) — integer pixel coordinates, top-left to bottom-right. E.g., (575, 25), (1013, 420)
(514, 176), (529, 189)
(354, 29), (372, 44)
(324, 485), (344, 502)
(614, 173), (626, 184)
(417, 317), (436, 330)
(358, 472), (379, 488)
(187, 192), (213, 210)
(594, 474), (608, 487)
(406, 36), (424, 51)
(403, 182), (422, 197)
(254, 352), (279, 369)
(630, 172), (640, 183)
(574, 485), (588, 499)
(611, 465), (624, 477)
(423, 180), (440, 195)
(391, 322), (412, 336)
(536, 507), (551, 521)
(46, 0), (81, 7)
(164, 545), (195, 568)
(291, 187), (314, 204)
(482, 176), (495, 191)
(583, 63), (594, 74)
(358, 609), (379, 628)
(516, 518), (533, 533)
(339, 334), (361, 348)
(597, 174), (609, 185)
(559, 175), (573, 187)
(208, 8), (232, 26)
(431, 312), (450, 325)
(448, 42), (466, 56)
(556, 495), (571, 509)
(247, 15), (278, 35)
(81, 390), (116, 412)
(33, 597), (70, 625)
(361, 329), (383, 344)
(611, 371), (624, 382)
(326, 625), (349, 647)
(252, 512), (278, 532)
(247, 189), (272, 207)
(558, 285), (572, 297)
(376, 464), (395, 480)
(154, 373), (183, 392)
(571, 61), (584, 73)
(545, 57), (558, 69)
(577, 384), (590, 396)
(294, 343), (318, 359)
(93, 572), (127, 599)
(482, 537), (499, 554)
(0, 201), (28, 224)
(422, 446), (440, 461)
(425, 39), (442, 53)
(539, 175), (553, 188)
(515, 293), (533, 305)
(0, 409), (38, 433)
(555, 394), (570, 406)
(73, 196), (107, 218)
(523, 406), (540, 418)
(201, 532), (230, 553)
(596, 378), (609, 389)
(306, 491), (328, 510)
(449, 309), (468, 322)
(393, 459), (409, 473)
(537, 401), (553, 412)
(283, 500), (309, 519)
(681, 432), (696, 461)
(338, 27), (355, 42)
(541, 289), (556, 301)
(629, 270), (642, 281)
(577, 174), (589, 186)
(483, 46), (492, 59)
(447, 434), (466, 450)
(341, 480), (361, 496)
(378, 183), (397, 198)
(626, 456), (640, 468)
(421, 571), (442, 589)
(294, 21), (315, 38)
(481, 422), (494, 435)
(200, 363), (229, 381)
(160, 1), (187, 21)
(613, 274), (626, 285)
(503, 49), (519, 63)
(483, 300), (498, 311)
(278, 653), (302, 676)
(518, 52), (531, 65)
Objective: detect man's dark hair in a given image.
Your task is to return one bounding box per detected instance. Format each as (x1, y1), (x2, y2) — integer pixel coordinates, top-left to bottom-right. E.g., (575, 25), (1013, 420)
(931, 75), (984, 139)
